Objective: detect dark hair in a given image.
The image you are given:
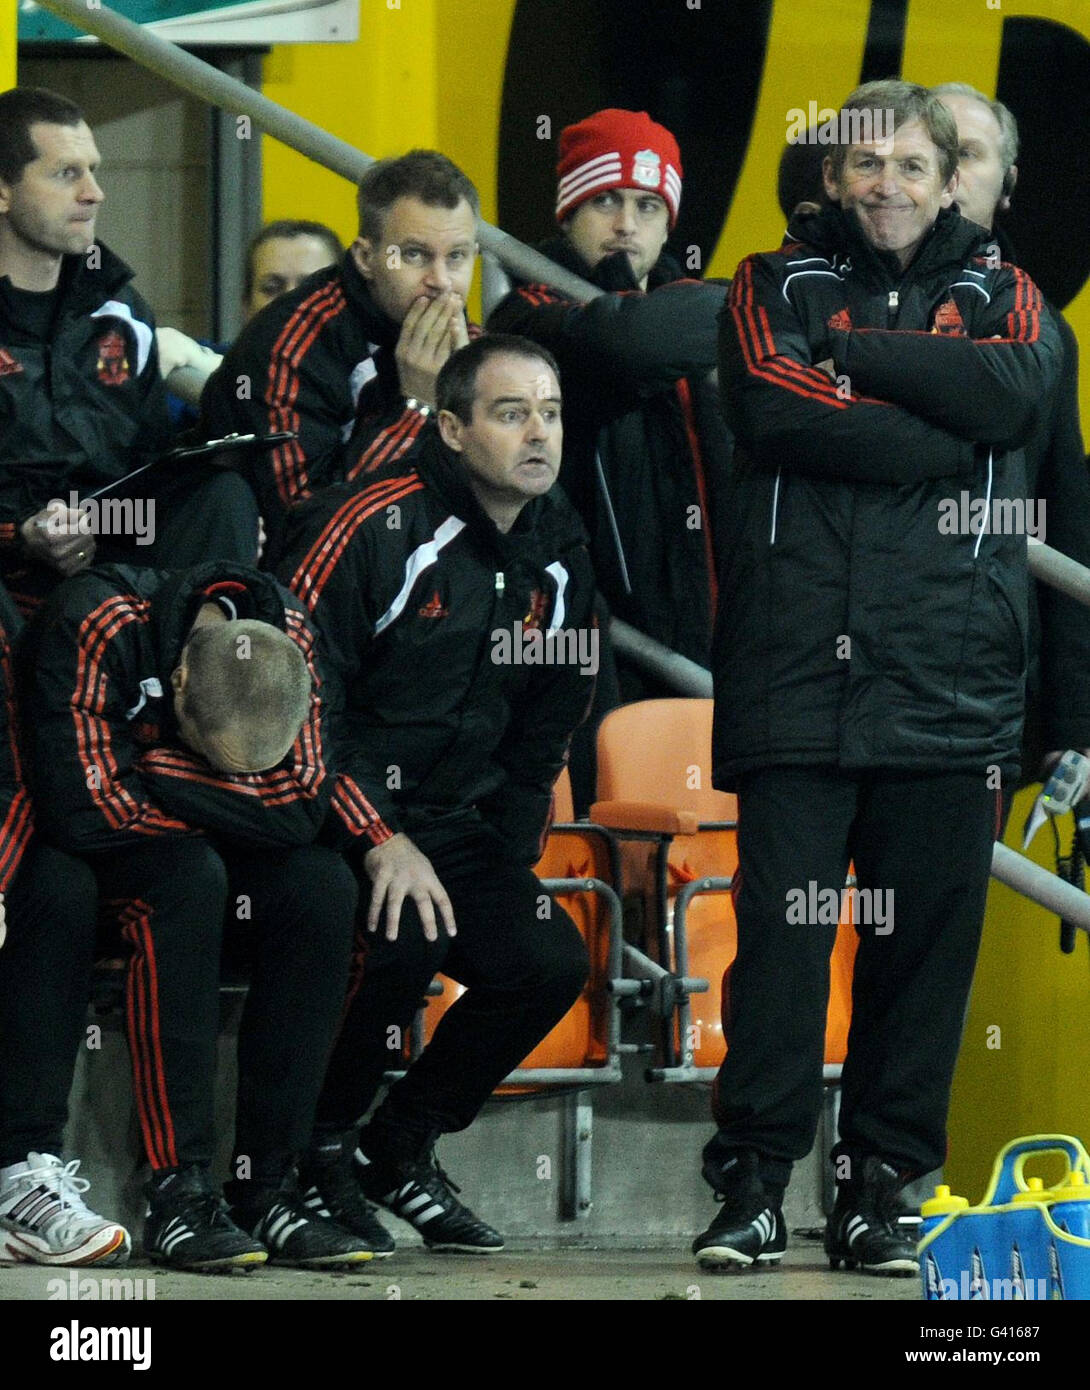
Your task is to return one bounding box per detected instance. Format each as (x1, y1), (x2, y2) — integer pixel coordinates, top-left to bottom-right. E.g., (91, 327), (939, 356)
(0, 87), (85, 185)
(182, 620), (312, 772)
(777, 138), (830, 220)
(437, 335), (560, 424)
(825, 79), (959, 186)
(243, 219), (345, 299)
(356, 150), (479, 243)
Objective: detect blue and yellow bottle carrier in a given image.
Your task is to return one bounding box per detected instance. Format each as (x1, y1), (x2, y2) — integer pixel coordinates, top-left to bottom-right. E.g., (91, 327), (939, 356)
(919, 1135), (1090, 1300)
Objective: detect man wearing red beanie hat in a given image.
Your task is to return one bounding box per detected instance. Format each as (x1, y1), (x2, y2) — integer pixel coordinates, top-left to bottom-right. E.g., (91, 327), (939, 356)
(488, 109), (730, 806)
(554, 109), (684, 276)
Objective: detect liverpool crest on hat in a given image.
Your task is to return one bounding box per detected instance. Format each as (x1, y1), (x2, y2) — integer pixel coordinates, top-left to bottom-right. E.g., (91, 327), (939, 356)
(632, 149), (661, 189)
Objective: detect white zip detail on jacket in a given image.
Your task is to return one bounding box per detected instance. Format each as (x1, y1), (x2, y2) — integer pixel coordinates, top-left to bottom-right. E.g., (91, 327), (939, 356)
(770, 469), (782, 544)
(974, 448), (994, 560)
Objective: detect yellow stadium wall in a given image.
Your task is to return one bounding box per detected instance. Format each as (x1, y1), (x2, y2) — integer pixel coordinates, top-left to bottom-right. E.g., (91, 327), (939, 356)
(260, 0), (518, 323)
(1, 4), (16, 91)
(946, 787), (1090, 1200)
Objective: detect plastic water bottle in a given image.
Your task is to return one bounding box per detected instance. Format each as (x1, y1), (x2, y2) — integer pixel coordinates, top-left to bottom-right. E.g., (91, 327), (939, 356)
(1007, 1177), (1052, 1297)
(920, 1185), (969, 1300)
(1045, 1170), (1090, 1299)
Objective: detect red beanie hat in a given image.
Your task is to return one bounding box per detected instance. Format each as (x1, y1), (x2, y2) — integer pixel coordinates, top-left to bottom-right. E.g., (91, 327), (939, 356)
(556, 109), (683, 227)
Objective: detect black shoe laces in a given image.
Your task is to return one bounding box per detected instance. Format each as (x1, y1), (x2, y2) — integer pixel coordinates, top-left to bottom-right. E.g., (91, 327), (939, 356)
(844, 1187), (903, 1243)
(169, 1191), (233, 1229)
(429, 1154), (461, 1197)
(314, 1153), (382, 1217)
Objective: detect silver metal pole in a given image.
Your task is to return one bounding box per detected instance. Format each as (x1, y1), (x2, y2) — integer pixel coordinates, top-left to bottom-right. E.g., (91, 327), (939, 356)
(607, 542), (1090, 699)
(609, 619), (714, 697)
(991, 843), (1090, 935)
(629, 821), (1090, 941)
(1027, 541), (1090, 610)
(34, 0), (601, 305)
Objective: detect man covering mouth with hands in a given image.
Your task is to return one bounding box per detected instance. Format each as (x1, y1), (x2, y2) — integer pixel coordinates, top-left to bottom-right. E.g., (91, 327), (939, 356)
(202, 150), (480, 565)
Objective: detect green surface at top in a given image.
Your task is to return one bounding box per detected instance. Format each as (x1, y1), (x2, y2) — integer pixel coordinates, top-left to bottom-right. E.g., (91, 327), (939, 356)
(19, 0), (246, 43)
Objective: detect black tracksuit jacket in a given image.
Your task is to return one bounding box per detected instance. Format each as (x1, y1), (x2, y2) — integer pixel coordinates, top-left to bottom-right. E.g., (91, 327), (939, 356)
(714, 203), (1062, 788)
(20, 563), (331, 854)
(201, 253), (439, 560)
(0, 243), (169, 553)
(280, 432), (597, 866)
(487, 237), (731, 668)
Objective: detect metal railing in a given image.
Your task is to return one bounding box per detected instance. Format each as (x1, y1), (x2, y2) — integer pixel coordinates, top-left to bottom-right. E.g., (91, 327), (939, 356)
(36, 0), (602, 306)
(611, 544), (1090, 699)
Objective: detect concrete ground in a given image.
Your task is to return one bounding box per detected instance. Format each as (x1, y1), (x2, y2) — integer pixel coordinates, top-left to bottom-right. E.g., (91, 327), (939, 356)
(4, 1236), (921, 1302)
(25, 994), (932, 1313)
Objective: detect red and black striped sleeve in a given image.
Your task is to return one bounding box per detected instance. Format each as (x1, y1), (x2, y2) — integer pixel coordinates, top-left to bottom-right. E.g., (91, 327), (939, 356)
(0, 597), (33, 892)
(282, 476), (426, 851)
(26, 588), (199, 854)
(202, 278), (355, 512)
(342, 402), (430, 484)
(722, 253), (978, 484)
(340, 316), (478, 484)
(833, 264), (1062, 448)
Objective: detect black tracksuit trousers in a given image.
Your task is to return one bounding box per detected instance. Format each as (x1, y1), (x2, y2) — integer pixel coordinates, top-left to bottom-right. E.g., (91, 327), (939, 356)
(708, 767), (1003, 1189)
(315, 816), (589, 1144)
(86, 838), (357, 1181)
(0, 843), (99, 1166)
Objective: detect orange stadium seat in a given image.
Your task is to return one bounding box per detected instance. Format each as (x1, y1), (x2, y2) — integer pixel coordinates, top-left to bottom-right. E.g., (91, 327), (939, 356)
(395, 767), (624, 1091)
(672, 881), (857, 1072)
(590, 699), (737, 1069)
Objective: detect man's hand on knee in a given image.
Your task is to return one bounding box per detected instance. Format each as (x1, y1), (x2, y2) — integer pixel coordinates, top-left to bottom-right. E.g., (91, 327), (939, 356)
(363, 832), (457, 943)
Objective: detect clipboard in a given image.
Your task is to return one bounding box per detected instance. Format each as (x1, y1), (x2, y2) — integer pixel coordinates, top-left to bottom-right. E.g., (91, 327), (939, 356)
(83, 431), (297, 501)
